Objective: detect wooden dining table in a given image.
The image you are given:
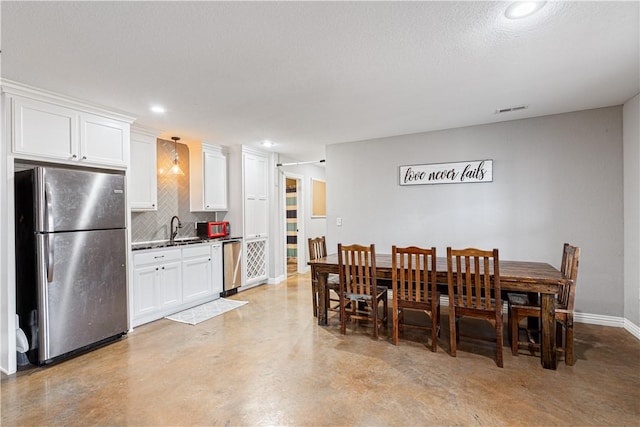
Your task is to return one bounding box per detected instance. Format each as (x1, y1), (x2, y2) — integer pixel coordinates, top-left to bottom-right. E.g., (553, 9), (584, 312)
(309, 253), (567, 370)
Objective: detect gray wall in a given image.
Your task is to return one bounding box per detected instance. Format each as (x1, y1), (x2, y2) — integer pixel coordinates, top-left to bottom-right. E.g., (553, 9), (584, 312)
(326, 107), (624, 317)
(623, 94), (639, 326)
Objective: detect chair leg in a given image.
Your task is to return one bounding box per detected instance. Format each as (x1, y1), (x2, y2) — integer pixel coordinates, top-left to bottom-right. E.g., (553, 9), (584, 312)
(340, 297), (347, 335)
(496, 317), (504, 368)
(312, 282), (318, 317)
(392, 307), (400, 345)
(565, 319), (575, 366)
(430, 310), (438, 353)
(556, 322), (563, 349)
(372, 300), (379, 339)
(449, 307), (457, 357)
(511, 310), (520, 356)
(507, 303), (512, 347)
(383, 294), (388, 325)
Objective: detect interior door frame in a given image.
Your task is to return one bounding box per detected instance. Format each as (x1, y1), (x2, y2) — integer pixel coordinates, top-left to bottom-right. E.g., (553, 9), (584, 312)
(282, 172), (306, 275)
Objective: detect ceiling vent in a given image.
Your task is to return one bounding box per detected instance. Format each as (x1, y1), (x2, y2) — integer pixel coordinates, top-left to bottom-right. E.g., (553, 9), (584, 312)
(495, 105), (529, 114)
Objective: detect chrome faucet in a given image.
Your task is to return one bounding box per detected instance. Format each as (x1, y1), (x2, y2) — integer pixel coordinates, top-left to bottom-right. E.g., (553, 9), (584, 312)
(170, 215), (182, 244)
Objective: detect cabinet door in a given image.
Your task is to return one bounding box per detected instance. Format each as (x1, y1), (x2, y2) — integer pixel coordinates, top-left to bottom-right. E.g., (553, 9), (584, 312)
(211, 243), (223, 297)
(245, 237), (268, 285)
(12, 96), (78, 160)
(158, 261), (182, 309)
(203, 149), (228, 210)
(244, 153), (268, 238)
(182, 256), (213, 302)
(80, 113), (129, 167)
(133, 265), (160, 319)
(130, 133), (158, 210)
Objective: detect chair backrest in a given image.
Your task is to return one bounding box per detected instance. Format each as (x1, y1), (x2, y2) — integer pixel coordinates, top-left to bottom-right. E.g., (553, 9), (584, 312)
(338, 243), (377, 296)
(447, 247), (500, 310)
(559, 243), (580, 311)
(392, 245), (437, 306)
(308, 236), (328, 261)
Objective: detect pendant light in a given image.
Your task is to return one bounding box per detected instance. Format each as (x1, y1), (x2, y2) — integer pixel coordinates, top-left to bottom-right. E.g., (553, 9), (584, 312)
(169, 136), (185, 176)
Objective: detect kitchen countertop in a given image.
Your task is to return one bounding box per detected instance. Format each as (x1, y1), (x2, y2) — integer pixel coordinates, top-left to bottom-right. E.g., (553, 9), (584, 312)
(131, 236), (242, 251)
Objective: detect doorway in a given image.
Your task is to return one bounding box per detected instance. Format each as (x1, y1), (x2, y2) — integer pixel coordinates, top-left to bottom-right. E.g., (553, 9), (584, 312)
(285, 178), (298, 276)
(283, 174), (305, 277)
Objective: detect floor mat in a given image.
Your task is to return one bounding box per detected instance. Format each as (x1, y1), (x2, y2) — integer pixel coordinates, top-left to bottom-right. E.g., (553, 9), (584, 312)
(165, 298), (248, 325)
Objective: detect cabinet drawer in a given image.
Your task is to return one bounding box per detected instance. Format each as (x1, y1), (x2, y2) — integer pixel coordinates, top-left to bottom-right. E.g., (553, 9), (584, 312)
(182, 244), (211, 259)
(134, 248), (182, 266)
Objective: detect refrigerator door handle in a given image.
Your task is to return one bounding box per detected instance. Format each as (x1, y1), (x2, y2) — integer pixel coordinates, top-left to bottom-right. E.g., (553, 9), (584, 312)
(44, 182), (54, 232)
(45, 234), (54, 282)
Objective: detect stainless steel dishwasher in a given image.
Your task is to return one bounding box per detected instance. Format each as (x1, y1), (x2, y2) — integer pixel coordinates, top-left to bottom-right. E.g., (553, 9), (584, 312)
(222, 239), (242, 296)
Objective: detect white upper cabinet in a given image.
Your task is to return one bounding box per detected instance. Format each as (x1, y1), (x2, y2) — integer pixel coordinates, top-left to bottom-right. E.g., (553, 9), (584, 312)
(188, 141), (228, 211)
(203, 147), (228, 210)
(79, 113), (129, 166)
(4, 82), (134, 168)
(243, 151), (268, 238)
(129, 127), (158, 211)
(12, 96), (78, 160)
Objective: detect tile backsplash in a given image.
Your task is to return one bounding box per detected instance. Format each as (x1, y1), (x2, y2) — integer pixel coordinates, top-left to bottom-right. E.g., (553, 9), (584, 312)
(130, 139), (221, 242)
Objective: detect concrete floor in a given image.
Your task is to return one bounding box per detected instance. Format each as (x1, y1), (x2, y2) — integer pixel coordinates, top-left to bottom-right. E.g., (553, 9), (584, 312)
(2, 272), (639, 426)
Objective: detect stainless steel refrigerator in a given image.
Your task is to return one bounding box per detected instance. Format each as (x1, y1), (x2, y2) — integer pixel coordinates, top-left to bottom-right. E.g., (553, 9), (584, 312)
(15, 165), (128, 365)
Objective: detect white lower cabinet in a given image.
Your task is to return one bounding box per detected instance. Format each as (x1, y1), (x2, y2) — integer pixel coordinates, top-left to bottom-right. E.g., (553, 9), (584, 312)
(182, 245), (213, 303)
(131, 242), (224, 327)
(132, 248), (182, 324)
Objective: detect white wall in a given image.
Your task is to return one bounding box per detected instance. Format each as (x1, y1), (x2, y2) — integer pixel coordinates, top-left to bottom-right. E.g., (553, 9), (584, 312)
(327, 107), (624, 317)
(623, 94), (640, 328)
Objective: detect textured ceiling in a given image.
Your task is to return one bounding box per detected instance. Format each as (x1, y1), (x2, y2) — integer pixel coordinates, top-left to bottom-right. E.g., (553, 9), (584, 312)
(1, 1), (638, 161)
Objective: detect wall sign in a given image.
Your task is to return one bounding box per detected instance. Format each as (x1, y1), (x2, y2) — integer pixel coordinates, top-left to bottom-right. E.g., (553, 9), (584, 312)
(399, 159), (493, 186)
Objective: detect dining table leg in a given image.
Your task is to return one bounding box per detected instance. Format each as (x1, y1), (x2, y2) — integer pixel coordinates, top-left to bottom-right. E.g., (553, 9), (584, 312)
(540, 293), (558, 369)
(317, 272), (328, 325)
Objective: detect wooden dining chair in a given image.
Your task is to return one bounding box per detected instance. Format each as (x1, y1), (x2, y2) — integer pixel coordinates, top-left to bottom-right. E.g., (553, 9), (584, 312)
(447, 247), (503, 368)
(391, 245), (440, 352)
(338, 243), (388, 338)
(507, 243), (580, 365)
(308, 236), (339, 317)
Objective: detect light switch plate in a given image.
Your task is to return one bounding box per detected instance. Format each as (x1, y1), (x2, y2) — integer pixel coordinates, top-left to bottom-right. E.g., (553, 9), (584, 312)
(336, 217), (342, 226)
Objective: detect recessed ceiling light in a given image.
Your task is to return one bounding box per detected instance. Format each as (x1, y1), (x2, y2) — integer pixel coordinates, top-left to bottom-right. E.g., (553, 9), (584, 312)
(151, 105), (166, 114)
(261, 140), (275, 147)
(505, 1), (546, 19)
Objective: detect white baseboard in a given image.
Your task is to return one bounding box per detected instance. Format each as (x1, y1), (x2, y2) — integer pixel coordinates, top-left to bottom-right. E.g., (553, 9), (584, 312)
(436, 295), (640, 340)
(573, 312), (624, 328)
(624, 318), (640, 339)
(269, 274), (285, 285)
